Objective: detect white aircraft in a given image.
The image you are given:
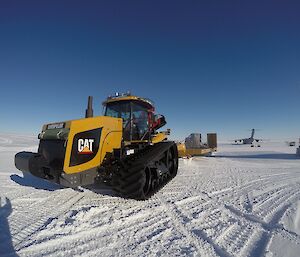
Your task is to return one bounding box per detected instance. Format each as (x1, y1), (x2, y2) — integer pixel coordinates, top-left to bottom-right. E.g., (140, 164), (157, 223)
(234, 129), (263, 146)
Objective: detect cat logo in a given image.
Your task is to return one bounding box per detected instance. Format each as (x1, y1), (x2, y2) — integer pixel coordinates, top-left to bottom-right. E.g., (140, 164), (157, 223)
(78, 139), (94, 154)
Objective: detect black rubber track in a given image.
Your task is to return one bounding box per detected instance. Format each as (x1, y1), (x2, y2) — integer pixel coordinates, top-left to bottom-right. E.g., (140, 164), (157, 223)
(112, 141), (178, 200)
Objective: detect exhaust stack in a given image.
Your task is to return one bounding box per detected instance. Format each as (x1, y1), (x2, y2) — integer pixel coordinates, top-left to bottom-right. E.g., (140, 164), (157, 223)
(85, 96), (94, 118)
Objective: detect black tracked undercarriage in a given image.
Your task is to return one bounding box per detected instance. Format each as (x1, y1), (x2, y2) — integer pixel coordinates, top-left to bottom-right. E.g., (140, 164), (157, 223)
(108, 142), (178, 200)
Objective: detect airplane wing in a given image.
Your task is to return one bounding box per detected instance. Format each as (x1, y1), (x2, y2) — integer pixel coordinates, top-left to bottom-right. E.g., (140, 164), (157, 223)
(254, 138), (263, 142)
(233, 139), (243, 143)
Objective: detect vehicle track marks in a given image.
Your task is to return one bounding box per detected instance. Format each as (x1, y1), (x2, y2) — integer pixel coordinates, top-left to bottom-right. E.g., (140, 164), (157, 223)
(10, 189), (83, 251)
(156, 195), (227, 257)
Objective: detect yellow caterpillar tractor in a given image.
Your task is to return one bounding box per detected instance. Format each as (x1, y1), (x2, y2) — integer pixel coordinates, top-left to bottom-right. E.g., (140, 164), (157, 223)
(15, 93), (178, 200)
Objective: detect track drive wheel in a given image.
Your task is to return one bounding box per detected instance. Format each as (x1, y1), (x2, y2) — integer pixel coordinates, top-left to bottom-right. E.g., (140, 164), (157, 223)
(114, 163), (152, 200)
(167, 145), (178, 177)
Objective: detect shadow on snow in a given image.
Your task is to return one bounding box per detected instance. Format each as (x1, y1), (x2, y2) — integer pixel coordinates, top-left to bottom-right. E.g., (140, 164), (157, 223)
(10, 171), (118, 198)
(216, 153), (298, 160)
(10, 171), (62, 191)
(0, 197), (19, 257)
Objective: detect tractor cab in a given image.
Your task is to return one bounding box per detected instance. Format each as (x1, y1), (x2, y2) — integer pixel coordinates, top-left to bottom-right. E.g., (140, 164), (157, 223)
(103, 93), (166, 142)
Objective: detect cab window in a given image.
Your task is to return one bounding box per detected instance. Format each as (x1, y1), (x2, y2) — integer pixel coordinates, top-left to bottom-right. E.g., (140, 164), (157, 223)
(105, 101), (150, 140)
(132, 103), (149, 139)
(105, 102), (130, 126)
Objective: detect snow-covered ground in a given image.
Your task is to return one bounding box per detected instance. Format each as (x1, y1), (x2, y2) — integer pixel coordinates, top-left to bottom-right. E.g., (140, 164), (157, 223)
(0, 133), (300, 257)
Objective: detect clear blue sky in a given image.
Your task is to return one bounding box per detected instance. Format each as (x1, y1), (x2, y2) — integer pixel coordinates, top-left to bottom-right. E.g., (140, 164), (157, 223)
(0, 0), (299, 140)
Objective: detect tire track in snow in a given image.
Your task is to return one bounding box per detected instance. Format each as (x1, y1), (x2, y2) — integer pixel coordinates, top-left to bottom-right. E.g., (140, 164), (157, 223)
(223, 189), (300, 257)
(179, 202), (262, 257)
(255, 186), (300, 223)
(156, 195), (228, 257)
(19, 205), (176, 257)
(168, 164), (300, 257)
(9, 189), (83, 251)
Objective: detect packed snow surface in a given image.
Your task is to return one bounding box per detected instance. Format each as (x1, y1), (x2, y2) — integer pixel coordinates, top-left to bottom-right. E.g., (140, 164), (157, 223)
(0, 133), (300, 257)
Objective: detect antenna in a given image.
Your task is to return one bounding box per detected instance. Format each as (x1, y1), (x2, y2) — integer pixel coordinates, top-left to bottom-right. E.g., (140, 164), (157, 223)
(85, 96), (94, 118)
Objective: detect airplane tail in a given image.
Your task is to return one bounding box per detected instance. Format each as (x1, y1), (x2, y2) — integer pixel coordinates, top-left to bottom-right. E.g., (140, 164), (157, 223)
(251, 129), (255, 139)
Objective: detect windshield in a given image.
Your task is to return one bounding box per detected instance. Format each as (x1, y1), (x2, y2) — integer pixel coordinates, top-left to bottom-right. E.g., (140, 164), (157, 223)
(105, 101), (150, 140)
(105, 101), (130, 121)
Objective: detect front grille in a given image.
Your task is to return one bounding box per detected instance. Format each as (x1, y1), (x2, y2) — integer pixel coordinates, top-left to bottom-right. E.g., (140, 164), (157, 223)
(38, 139), (66, 170)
